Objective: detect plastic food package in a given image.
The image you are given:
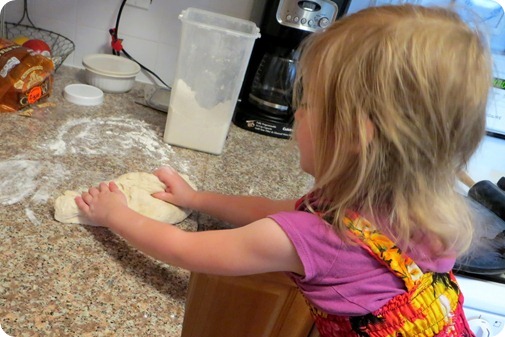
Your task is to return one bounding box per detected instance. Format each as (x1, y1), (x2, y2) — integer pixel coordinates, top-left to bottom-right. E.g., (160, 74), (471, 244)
(0, 38), (54, 112)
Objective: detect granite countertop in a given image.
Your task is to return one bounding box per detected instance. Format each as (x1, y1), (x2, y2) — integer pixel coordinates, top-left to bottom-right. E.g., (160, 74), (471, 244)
(0, 67), (311, 336)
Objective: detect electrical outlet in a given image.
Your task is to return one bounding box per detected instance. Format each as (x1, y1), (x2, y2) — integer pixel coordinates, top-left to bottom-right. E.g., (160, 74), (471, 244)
(126, 0), (151, 10)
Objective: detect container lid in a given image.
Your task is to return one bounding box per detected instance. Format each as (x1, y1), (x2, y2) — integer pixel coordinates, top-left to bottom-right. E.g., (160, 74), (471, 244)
(64, 84), (104, 106)
(82, 54), (141, 77)
(179, 8), (260, 39)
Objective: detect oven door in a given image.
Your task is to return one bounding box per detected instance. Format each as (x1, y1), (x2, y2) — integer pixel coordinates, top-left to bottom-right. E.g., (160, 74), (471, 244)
(456, 275), (505, 337)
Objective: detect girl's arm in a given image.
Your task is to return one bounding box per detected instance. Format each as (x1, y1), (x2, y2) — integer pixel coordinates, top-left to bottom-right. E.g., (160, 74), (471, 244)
(152, 167), (297, 227)
(75, 182), (304, 276)
(187, 192), (296, 227)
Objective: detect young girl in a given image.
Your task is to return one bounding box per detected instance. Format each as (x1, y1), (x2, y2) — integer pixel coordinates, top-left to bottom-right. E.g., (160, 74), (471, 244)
(76, 4), (491, 336)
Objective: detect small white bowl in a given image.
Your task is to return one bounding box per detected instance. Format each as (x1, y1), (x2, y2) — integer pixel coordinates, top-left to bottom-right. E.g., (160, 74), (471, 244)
(84, 67), (137, 93)
(83, 54), (140, 77)
(82, 54), (141, 93)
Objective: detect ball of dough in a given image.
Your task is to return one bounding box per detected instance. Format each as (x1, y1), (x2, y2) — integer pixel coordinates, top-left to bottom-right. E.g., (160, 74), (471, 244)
(54, 171), (195, 226)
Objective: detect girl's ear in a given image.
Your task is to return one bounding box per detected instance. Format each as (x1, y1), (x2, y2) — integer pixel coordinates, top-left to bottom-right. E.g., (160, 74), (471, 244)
(352, 117), (375, 153)
(365, 117), (375, 146)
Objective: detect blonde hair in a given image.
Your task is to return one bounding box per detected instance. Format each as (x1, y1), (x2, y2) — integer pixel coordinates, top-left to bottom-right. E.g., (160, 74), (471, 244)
(294, 5), (492, 256)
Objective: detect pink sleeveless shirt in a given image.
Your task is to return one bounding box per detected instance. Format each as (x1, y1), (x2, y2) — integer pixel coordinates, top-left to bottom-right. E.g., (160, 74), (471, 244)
(269, 211), (455, 316)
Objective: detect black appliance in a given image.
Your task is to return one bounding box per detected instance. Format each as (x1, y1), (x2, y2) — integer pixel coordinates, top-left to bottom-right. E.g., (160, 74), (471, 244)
(233, 0), (351, 139)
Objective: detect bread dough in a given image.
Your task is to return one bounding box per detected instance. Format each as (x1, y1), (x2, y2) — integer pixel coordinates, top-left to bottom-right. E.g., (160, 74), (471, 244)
(54, 171), (196, 226)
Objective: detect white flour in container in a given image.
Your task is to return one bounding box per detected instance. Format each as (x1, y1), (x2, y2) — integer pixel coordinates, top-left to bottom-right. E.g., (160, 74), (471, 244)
(163, 79), (233, 155)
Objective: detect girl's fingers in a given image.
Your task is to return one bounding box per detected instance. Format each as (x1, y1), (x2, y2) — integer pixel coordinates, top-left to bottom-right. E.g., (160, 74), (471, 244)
(74, 196), (89, 211)
(109, 181), (119, 192)
(88, 186), (99, 197)
(81, 192), (92, 203)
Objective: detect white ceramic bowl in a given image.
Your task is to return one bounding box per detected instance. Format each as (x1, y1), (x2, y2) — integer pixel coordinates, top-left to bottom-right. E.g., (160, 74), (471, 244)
(82, 54), (141, 93)
(84, 68), (137, 93)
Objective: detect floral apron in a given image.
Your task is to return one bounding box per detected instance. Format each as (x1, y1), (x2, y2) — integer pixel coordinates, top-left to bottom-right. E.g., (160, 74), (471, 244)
(305, 210), (475, 337)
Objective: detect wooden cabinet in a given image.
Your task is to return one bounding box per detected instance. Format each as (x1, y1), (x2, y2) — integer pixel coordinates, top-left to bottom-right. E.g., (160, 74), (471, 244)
(181, 272), (315, 337)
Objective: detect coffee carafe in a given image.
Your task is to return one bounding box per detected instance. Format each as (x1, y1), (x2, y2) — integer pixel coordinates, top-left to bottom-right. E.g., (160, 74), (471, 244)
(233, 0), (351, 139)
(249, 48), (298, 118)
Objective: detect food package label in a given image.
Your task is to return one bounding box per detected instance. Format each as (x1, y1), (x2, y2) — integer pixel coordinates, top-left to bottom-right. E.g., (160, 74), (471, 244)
(0, 38), (54, 112)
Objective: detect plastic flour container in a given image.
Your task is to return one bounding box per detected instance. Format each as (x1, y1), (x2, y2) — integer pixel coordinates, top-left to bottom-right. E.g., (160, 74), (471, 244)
(163, 7), (260, 155)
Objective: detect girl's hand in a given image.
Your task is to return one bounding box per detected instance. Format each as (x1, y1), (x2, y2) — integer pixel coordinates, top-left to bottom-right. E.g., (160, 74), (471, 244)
(75, 181), (128, 227)
(152, 166), (197, 208)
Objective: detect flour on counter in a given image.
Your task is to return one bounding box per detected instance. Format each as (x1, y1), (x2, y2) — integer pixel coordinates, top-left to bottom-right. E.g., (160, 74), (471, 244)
(30, 163), (70, 204)
(0, 160), (41, 205)
(25, 208), (41, 226)
(43, 117), (176, 160)
(4, 116), (191, 225)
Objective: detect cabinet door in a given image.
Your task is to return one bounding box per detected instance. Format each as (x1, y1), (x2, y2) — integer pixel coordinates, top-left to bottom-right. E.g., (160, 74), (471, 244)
(308, 325), (321, 337)
(181, 272), (314, 337)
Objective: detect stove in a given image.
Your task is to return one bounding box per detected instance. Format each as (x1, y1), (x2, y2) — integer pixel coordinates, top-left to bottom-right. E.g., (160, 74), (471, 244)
(455, 134), (505, 336)
(456, 270), (505, 285)
(455, 274), (505, 336)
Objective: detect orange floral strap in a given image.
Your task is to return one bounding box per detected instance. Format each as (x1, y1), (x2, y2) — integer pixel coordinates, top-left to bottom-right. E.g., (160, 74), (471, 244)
(343, 210), (423, 291)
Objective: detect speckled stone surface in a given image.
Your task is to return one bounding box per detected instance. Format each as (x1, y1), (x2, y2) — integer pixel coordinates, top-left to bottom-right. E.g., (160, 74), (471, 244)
(0, 67), (312, 336)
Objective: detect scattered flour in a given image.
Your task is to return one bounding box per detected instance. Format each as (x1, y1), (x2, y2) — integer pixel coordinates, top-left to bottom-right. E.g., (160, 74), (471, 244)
(25, 208), (41, 226)
(0, 160), (41, 206)
(30, 163), (70, 204)
(43, 116), (176, 160)
(4, 116), (192, 226)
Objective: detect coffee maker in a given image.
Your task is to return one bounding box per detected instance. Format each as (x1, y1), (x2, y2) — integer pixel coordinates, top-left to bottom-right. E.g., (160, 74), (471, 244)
(232, 0), (351, 139)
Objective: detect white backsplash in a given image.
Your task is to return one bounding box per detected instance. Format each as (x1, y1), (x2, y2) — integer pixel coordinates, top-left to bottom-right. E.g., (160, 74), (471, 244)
(3, 0), (265, 86)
